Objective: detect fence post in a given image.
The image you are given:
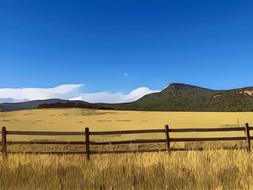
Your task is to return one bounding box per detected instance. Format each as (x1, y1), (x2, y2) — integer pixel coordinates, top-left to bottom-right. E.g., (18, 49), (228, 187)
(245, 123), (251, 152)
(165, 125), (170, 152)
(85, 127), (90, 160)
(2, 127), (7, 159)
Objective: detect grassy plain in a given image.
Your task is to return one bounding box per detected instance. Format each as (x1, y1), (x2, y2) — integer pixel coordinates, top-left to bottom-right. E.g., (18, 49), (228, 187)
(1, 108), (253, 137)
(1, 108), (253, 150)
(1, 109), (253, 189)
(1, 151), (253, 190)
(0, 108), (253, 151)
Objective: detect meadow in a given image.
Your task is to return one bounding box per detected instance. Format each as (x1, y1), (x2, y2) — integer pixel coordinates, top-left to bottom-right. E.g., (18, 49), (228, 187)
(1, 108), (253, 140)
(0, 151), (253, 190)
(1, 108), (253, 189)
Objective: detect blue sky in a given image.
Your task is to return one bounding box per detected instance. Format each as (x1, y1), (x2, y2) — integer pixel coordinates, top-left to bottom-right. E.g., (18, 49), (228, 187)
(1, 0), (253, 102)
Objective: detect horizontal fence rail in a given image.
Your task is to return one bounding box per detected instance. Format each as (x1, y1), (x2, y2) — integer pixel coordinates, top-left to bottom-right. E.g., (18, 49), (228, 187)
(7, 131), (85, 136)
(90, 129), (165, 135)
(1, 123), (252, 159)
(170, 137), (247, 142)
(6, 141), (86, 145)
(169, 127), (248, 132)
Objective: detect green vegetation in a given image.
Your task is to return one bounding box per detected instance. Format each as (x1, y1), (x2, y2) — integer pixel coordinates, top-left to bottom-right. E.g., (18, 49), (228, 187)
(2, 83), (253, 112)
(109, 83), (253, 111)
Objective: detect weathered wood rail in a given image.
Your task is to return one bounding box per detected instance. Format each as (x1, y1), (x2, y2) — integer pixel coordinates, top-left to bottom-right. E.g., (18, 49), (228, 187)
(1, 123), (252, 159)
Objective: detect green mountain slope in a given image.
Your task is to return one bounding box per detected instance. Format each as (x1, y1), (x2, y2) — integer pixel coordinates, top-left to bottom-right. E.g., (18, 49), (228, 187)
(105, 83), (253, 111)
(1, 83), (253, 112)
(0, 99), (112, 111)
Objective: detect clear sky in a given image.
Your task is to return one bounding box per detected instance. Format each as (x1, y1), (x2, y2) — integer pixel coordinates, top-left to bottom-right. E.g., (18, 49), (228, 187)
(1, 0), (253, 102)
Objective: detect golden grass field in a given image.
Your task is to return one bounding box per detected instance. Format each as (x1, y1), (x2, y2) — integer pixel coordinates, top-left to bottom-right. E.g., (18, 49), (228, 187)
(1, 151), (253, 190)
(1, 108), (253, 189)
(1, 108), (253, 140)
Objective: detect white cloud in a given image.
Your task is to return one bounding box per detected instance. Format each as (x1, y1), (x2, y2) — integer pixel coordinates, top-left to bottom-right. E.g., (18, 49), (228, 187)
(73, 87), (159, 103)
(0, 84), (160, 104)
(0, 84), (83, 102)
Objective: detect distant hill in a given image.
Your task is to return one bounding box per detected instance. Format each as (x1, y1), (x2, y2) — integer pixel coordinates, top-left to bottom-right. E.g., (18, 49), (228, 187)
(106, 83), (253, 111)
(1, 83), (253, 112)
(0, 99), (112, 111)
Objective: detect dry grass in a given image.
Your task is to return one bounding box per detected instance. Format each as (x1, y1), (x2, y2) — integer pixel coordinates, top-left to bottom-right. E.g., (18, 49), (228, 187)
(1, 109), (253, 189)
(1, 108), (253, 141)
(0, 150), (253, 190)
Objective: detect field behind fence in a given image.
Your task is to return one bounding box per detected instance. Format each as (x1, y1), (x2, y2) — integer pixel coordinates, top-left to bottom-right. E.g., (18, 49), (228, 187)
(1, 123), (253, 159)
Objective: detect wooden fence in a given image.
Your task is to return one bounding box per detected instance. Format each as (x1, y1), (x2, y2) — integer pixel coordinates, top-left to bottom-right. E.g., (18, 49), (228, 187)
(0, 123), (252, 159)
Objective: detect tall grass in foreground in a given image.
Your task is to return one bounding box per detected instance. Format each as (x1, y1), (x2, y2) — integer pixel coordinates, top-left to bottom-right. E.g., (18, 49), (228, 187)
(0, 150), (253, 190)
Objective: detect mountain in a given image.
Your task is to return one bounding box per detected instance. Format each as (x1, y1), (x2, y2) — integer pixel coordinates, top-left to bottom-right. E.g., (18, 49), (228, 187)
(0, 99), (112, 111)
(1, 83), (253, 112)
(102, 83), (253, 112)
